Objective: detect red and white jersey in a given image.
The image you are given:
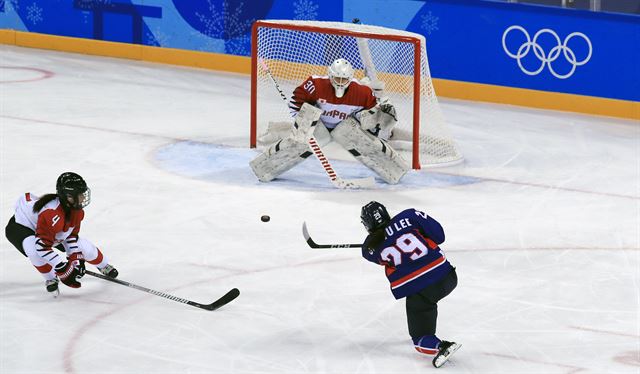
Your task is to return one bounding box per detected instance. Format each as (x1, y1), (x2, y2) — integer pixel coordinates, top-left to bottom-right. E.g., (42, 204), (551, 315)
(289, 76), (377, 129)
(14, 192), (84, 248)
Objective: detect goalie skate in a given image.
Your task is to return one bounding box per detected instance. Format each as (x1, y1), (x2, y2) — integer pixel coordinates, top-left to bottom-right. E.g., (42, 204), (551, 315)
(432, 341), (461, 368)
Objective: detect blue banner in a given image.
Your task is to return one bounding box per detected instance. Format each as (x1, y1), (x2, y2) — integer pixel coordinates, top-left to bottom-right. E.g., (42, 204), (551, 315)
(1, 0), (637, 101)
(410, 0), (639, 101)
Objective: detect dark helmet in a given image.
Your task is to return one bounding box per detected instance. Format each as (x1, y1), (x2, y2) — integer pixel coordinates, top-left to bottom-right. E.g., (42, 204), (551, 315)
(56, 172), (91, 209)
(360, 201), (390, 233)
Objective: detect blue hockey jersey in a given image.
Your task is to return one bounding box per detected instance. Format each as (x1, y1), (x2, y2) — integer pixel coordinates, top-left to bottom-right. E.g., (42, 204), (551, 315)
(361, 208), (453, 299)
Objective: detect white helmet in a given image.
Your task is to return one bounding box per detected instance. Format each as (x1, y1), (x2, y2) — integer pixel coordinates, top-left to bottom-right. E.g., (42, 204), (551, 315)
(327, 58), (354, 98)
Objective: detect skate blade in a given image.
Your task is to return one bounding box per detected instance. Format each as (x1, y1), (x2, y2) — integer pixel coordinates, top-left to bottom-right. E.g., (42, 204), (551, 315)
(432, 343), (461, 368)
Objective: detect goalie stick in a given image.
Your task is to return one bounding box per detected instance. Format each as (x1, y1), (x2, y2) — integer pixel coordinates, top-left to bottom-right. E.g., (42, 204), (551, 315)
(353, 18), (385, 98)
(86, 270), (240, 311)
(257, 58), (375, 189)
(302, 221), (362, 249)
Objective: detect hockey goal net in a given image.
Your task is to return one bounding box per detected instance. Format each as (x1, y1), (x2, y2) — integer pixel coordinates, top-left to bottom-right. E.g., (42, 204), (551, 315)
(250, 20), (463, 169)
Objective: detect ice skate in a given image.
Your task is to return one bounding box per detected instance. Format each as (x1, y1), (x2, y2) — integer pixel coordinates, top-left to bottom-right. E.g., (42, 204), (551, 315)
(99, 264), (118, 278)
(432, 340), (461, 368)
(45, 278), (59, 298)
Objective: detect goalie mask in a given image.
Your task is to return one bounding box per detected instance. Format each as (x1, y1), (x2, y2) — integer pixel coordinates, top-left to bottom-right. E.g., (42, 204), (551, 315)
(56, 172), (91, 210)
(328, 58), (354, 98)
(361, 201), (391, 233)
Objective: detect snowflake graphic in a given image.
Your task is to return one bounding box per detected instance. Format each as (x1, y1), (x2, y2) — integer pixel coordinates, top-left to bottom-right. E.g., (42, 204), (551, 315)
(193, 0), (254, 54)
(224, 35), (251, 55)
(26, 2), (43, 25)
(293, 0), (319, 20)
(420, 11), (439, 35)
(5, 0), (19, 12)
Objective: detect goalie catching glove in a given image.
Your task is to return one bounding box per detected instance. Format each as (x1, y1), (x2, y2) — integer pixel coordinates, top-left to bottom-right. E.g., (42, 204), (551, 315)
(356, 98), (398, 141)
(55, 252), (85, 288)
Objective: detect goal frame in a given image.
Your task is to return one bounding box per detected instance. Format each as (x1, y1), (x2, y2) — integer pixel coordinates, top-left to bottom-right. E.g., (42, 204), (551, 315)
(250, 20), (425, 169)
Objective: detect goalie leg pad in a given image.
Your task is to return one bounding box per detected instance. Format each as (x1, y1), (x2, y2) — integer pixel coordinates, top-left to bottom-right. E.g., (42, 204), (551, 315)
(258, 116), (329, 148)
(332, 117), (410, 184)
(250, 103), (324, 182)
(250, 135), (312, 182)
(313, 120), (331, 147)
(257, 121), (293, 147)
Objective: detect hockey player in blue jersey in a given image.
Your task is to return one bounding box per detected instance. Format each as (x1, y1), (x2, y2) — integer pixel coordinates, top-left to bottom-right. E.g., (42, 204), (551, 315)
(360, 201), (460, 368)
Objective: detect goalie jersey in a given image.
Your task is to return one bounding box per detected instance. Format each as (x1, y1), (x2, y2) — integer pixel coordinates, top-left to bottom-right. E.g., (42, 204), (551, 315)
(289, 76), (377, 129)
(362, 209), (453, 299)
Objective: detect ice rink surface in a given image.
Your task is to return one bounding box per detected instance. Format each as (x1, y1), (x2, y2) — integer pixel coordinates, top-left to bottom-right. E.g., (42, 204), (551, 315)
(1, 45), (638, 374)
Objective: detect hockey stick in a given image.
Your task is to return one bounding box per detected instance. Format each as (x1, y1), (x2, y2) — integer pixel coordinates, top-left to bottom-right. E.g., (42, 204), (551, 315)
(302, 221), (362, 249)
(353, 18), (385, 98)
(85, 270), (240, 311)
(257, 58), (375, 189)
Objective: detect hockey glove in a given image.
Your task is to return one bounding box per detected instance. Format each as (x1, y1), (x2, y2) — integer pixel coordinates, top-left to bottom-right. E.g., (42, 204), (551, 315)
(379, 99), (397, 122)
(69, 252), (86, 278)
(55, 253), (85, 288)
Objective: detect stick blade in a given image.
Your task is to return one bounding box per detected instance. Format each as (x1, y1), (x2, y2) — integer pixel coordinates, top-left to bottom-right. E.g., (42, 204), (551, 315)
(302, 221), (311, 241)
(199, 288), (240, 311)
(302, 221), (362, 249)
(334, 176), (376, 189)
(302, 221), (323, 249)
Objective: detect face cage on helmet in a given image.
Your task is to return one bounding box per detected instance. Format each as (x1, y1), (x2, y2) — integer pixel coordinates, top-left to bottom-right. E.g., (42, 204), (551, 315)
(65, 188), (91, 209)
(361, 218), (373, 233)
(361, 216), (380, 233)
(331, 76), (351, 88)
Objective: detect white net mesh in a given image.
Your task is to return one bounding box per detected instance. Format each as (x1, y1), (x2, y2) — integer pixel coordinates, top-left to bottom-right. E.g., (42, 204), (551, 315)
(252, 20), (463, 168)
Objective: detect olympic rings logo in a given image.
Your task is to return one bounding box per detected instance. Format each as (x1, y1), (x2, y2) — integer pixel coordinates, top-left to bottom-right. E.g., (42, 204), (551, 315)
(502, 25), (592, 79)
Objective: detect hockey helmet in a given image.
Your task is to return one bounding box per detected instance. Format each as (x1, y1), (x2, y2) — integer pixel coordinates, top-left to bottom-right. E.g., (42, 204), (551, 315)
(327, 58), (354, 98)
(56, 172), (91, 209)
(360, 201), (391, 233)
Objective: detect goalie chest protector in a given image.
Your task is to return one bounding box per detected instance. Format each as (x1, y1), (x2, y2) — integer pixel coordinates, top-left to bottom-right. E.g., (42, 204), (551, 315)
(290, 76), (377, 129)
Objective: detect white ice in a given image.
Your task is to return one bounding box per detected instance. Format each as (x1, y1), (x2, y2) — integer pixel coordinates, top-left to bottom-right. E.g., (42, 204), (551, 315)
(1, 45), (638, 374)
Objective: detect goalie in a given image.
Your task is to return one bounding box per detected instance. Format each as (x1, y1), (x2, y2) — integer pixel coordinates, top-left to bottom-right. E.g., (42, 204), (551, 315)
(250, 58), (410, 184)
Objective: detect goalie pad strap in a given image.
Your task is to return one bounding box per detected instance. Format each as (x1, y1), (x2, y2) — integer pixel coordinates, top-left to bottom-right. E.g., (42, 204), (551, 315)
(332, 118), (409, 184)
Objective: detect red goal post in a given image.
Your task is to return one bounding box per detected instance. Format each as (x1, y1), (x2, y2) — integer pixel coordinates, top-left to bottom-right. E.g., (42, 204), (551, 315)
(250, 20), (463, 169)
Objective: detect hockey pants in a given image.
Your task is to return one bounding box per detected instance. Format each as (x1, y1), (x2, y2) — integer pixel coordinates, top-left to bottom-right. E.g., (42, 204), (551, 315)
(405, 268), (458, 339)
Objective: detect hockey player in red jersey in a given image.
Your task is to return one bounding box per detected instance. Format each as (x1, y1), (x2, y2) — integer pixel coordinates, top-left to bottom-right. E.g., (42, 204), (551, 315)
(4, 172), (118, 296)
(287, 58), (377, 130)
(360, 201), (461, 368)
(250, 58), (409, 184)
